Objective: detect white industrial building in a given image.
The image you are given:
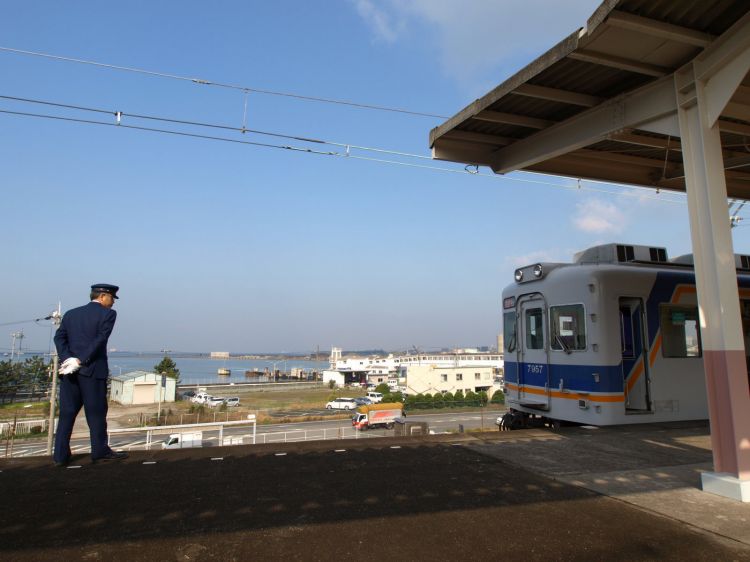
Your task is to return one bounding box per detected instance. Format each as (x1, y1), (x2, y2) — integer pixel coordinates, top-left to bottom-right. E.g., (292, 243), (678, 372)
(326, 347), (504, 390)
(405, 364), (500, 399)
(110, 370), (176, 405)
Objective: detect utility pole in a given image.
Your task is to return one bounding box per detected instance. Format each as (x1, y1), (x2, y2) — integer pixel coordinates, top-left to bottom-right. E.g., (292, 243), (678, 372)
(46, 303), (62, 456)
(10, 330), (24, 362)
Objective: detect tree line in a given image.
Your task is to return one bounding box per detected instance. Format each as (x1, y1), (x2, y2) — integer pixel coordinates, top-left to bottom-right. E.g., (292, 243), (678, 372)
(375, 384), (505, 410)
(0, 357), (51, 403)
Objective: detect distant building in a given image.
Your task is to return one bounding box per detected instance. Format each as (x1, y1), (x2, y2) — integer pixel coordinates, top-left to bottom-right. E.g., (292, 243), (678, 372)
(405, 365), (499, 398)
(327, 346), (504, 387)
(110, 371), (176, 405)
(322, 370), (345, 387)
(210, 351), (230, 359)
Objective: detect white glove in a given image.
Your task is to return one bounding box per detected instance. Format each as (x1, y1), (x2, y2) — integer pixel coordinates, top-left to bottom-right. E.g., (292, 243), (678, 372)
(60, 357), (81, 375)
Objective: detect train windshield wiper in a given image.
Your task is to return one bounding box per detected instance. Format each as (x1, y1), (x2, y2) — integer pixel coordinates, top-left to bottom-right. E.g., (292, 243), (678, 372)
(556, 335), (572, 355)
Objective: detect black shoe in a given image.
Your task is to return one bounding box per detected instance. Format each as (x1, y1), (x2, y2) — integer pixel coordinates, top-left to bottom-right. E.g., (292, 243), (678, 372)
(53, 459), (70, 467)
(93, 451), (128, 463)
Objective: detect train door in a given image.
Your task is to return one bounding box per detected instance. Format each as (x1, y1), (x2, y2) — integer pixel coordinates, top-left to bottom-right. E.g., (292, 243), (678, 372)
(619, 298), (651, 412)
(518, 297), (551, 408)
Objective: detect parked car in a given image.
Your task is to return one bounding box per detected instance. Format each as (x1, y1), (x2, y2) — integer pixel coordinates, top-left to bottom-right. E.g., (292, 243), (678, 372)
(354, 397), (372, 406)
(224, 397), (240, 407)
(180, 390), (196, 401)
(192, 392), (211, 404)
(206, 396), (225, 407)
(366, 391), (383, 403)
(325, 398), (357, 410)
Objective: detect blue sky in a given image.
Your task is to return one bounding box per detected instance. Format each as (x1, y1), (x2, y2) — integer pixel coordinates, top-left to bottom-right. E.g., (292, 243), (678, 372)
(1, 1), (746, 354)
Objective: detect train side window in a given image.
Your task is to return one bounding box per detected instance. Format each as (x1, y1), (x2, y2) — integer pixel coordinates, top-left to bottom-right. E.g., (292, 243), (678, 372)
(503, 312), (517, 352)
(525, 308), (544, 349)
(660, 305), (701, 358)
(550, 304), (586, 351)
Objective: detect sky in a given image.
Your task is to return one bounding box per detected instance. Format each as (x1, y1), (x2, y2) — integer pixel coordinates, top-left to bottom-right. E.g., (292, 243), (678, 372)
(1, 1), (747, 354)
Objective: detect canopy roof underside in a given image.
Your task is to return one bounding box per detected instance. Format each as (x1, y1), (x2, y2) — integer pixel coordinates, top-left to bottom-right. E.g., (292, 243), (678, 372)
(430, 0), (750, 199)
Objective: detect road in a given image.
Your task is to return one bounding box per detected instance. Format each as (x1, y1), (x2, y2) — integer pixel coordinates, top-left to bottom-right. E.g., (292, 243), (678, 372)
(6, 408), (506, 458)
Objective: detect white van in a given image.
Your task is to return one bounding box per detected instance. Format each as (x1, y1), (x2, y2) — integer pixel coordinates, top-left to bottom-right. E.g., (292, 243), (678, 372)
(162, 431), (203, 449)
(191, 392), (211, 404)
(366, 391), (383, 403)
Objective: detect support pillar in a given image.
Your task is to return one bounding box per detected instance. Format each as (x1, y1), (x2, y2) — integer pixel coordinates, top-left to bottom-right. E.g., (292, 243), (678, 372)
(676, 64), (750, 502)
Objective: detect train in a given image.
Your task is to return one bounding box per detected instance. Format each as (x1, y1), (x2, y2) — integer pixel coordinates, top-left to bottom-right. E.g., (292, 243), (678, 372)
(498, 243), (750, 430)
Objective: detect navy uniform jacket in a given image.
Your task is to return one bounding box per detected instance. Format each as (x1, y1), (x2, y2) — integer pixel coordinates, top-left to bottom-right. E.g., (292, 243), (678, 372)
(54, 302), (117, 380)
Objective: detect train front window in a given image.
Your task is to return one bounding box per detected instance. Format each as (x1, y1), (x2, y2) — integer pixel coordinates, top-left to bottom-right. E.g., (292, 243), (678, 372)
(550, 304), (586, 351)
(503, 312), (516, 352)
(525, 308), (544, 349)
(660, 305), (701, 358)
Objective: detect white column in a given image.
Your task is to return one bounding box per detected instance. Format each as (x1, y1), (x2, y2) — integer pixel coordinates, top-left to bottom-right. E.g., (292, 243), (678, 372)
(676, 63), (750, 501)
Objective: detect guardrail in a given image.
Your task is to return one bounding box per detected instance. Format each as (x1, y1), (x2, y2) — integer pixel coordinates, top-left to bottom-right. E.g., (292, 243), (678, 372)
(255, 426), (378, 444)
(107, 417), (257, 449)
(0, 418), (56, 437)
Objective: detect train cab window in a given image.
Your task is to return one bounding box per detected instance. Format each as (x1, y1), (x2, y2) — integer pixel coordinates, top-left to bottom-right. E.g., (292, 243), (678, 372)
(660, 305), (701, 358)
(550, 305), (586, 351)
(503, 312), (517, 352)
(525, 308), (544, 349)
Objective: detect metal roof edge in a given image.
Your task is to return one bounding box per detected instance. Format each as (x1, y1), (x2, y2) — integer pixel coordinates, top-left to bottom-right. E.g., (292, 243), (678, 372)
(586, 0), (623, 35)
(429, 29), (582, 147)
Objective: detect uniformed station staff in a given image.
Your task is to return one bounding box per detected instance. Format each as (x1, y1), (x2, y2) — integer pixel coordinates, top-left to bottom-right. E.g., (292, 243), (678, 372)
(53, 283), (129, 466)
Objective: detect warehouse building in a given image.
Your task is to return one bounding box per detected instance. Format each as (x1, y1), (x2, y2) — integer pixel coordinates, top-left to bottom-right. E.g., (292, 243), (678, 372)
(110, 370), (176, 405)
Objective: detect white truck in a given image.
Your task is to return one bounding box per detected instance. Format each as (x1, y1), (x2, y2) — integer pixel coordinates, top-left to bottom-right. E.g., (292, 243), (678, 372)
(162, 431), (203, 449)
(352, 402), (404, 431)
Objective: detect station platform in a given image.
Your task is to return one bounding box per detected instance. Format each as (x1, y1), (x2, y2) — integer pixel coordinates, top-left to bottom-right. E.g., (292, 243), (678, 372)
(0, 420), (748, 560)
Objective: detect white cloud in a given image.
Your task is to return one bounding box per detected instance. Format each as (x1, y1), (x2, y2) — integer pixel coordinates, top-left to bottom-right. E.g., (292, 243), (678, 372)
(350, 0), (405, 44)
(351, 0), (600, 94)
(573, 199), (626, 234)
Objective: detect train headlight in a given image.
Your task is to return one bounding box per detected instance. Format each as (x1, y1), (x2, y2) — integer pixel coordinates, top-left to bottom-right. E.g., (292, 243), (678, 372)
(514, 269), (524, 282)
(533, 264), (543, 278)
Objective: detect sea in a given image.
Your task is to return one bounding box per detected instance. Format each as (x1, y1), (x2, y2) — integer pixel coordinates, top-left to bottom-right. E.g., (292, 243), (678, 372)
(106, 353), (328, 386)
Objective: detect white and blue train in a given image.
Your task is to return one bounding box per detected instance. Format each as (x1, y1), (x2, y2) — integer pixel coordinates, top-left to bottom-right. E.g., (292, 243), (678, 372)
(499, 243), (750, 429)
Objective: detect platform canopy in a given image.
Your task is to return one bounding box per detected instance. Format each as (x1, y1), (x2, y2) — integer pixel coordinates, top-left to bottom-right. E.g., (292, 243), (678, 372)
(430, 0), (750, 199)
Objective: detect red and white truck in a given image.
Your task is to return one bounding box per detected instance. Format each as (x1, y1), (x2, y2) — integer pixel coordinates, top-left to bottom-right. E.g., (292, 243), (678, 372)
(352, 402), (404, 431)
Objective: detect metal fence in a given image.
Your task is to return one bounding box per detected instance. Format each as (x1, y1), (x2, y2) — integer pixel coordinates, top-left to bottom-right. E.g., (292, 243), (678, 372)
(254, 426), (378, 444)
(0, 418), (56, 437)
(107, 418), (258, 450)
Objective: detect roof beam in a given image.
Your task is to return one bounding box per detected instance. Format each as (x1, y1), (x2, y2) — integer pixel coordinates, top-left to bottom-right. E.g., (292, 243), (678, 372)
(489, 75), (678, 174)
(723, 100), (750, 122)
(606, 10), (715, 48)
(610, 131), (681, 150)
(442, 130), (514, 147)
(511, 84), (602, 107)
(568, 49), (670, 77)
(572, 148), (677, 171)
(719, 119), (750, 136)
(431, 138), (497, 167)
(473, 110), (554, 129)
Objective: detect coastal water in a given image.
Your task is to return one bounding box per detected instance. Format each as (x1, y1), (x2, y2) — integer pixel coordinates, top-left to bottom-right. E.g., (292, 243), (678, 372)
(108, 353), (328, 385)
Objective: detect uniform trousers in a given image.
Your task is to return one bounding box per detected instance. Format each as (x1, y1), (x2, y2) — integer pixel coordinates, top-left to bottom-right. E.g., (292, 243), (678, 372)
(54, 373), (110, 462)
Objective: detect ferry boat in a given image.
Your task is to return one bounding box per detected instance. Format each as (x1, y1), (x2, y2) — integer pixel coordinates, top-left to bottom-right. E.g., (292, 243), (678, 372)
(217, 368), (231, 376)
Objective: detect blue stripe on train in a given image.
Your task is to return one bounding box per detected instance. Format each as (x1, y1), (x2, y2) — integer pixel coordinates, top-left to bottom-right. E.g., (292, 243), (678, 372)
(505, 361), (624, 393)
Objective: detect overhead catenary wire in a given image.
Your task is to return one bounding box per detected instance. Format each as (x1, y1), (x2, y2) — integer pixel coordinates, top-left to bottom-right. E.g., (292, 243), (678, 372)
(0, 105), (689, 204)
(0, 94), (433, 160)
(0, 105), (684, 204)
(0, 315), (55, 327)
(0, 46), (449, 119)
